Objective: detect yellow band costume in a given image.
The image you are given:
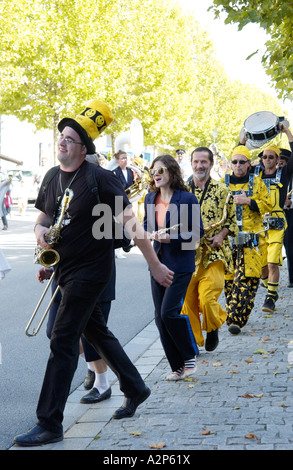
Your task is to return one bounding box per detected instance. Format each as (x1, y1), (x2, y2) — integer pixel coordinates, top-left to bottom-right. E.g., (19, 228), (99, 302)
(259, 145), (287, 267)
(222, 146), (272, 329)
(181, 178), (238, 346)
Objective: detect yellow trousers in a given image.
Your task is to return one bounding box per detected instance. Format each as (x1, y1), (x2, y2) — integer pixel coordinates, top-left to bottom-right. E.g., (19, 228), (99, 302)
(181, 260), (227, 347)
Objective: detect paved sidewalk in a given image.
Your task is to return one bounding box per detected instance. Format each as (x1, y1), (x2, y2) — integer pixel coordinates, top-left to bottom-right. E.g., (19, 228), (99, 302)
(11, 265), (293, 451)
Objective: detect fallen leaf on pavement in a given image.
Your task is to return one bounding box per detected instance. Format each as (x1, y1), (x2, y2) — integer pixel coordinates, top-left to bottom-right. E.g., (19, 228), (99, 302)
(200, 430), (215, 435)
(253, 349), (268, 355)
(149, 442), (166, 449)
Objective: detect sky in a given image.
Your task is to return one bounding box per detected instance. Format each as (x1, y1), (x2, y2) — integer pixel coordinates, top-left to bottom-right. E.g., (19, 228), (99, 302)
(179, 0), (278, 97)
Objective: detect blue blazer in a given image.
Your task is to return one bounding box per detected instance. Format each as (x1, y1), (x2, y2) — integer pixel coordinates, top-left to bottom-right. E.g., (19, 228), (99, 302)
(112, 166), (134, 190)
(144, 189), (204, 273)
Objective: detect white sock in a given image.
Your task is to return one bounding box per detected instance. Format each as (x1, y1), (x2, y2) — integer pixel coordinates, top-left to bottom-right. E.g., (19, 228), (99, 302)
(93, 371), (109, 394)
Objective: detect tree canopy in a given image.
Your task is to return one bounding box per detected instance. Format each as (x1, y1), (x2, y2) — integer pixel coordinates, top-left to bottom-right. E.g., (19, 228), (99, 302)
(0, 0), (288, 161)
(210, 0), (293, 101)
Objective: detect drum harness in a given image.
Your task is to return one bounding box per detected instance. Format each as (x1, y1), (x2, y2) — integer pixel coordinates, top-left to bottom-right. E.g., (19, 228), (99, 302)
(262, 167), (286, 230)
(225, 167), (269, 250)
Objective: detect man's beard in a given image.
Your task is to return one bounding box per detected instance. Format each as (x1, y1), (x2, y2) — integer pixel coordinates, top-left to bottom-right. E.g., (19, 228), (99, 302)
(194, 169), (209, 181)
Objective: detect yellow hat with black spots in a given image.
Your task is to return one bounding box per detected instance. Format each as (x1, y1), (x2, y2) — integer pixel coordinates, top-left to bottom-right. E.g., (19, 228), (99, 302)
(58, 99), (114, 154)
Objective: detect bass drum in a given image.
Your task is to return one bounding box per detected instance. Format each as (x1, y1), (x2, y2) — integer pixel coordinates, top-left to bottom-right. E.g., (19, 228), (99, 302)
(241, 111), (283, 150)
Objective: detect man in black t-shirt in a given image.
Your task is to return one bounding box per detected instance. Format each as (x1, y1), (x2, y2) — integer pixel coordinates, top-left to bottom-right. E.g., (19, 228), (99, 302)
(14, 100), (174, 447)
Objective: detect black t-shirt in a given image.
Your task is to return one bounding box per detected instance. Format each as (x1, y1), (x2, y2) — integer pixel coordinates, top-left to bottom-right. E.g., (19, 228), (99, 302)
(35, 160), (130, 286)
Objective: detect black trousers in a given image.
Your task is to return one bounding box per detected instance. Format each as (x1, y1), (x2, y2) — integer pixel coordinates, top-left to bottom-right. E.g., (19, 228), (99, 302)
(284, 209), (293, 284)
(151, 272), (197, 372)
(46, 277), (110, 362)
(36, 279), (145, 434)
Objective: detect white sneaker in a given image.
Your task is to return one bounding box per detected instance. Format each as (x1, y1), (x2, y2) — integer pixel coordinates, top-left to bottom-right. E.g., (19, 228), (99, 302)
(165, 369), (184, 381)
(181, 364), (197, 379)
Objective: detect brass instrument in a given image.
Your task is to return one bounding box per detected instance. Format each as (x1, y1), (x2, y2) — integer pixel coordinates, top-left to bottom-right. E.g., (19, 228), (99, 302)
(34, 189), (71, 267)
(26, 190), (71, 336)
(201, 191), (233, 258)
(204, 191), (232, 234)
(127, 163), (150, 203)
(25, 272), (59, 337)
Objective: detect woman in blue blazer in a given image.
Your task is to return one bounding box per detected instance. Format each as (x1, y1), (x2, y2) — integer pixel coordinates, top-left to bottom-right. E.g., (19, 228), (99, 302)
(144, 155), (204, 380)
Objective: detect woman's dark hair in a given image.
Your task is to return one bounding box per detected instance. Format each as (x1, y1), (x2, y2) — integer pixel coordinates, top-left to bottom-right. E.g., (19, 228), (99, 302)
(114, 149), (127, 160)
(148, 154), (188, 193)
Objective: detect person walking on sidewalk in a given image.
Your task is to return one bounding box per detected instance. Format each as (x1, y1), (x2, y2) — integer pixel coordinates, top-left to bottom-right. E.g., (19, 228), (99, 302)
(144, 154), (204, 381)
(223, 145), (272, 335)
(0, 175), (11, 230)
(14, 99), (174, 447)
(258, 123), (293, 312)
(281, 149), (293, 288)
(181, 147), (238, 351)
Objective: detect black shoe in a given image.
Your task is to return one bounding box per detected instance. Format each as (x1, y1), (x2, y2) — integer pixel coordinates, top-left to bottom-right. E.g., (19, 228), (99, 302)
(14, 425), (63, 447)
(262, 296), (276, 313)
(112, 386), (151, 419)
(228, 323), (241, 335)
(288, 283), (293, 288)
(83, 369), (95, 390)
(80, 387), (111, 404)
(205, 329), (219, 351)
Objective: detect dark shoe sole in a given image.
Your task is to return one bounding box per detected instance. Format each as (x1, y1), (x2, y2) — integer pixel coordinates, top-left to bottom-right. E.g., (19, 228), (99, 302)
(205, 330), (219, 351)
(112, 386), (151, 419)
(14, 425), (63, 447)
(14, 435), (63, 447)
(228, 324), (241, 335)
(80, 387), (111, 404)
(262, 306), (275, 313)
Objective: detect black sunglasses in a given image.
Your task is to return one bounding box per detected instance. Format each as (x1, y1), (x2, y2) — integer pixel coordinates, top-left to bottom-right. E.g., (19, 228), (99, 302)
(231, 160), (249, 165)
(262, 155), (275, 160)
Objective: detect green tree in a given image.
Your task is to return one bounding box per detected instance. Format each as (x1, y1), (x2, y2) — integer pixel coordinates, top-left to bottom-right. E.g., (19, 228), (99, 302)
(209, 0), (293, 100)
(0, 0), (204, 157)
(0, 0), (288, 161)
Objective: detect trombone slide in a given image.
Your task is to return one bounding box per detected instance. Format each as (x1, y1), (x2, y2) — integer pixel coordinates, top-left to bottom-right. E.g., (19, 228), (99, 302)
(25, 272), (60, 337)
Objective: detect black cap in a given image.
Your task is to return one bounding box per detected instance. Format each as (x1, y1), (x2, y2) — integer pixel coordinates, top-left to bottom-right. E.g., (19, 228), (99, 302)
(279, 148), (291, 160)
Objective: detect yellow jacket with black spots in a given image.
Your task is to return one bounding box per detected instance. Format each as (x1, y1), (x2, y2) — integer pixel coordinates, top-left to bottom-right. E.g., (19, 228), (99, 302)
(221, 170), (272, 278)
(187, 177), (238, 275)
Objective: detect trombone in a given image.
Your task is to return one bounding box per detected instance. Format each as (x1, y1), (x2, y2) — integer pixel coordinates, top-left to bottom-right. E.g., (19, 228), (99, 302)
(26, 190), (71, 336)
(25, 272), (59, 337)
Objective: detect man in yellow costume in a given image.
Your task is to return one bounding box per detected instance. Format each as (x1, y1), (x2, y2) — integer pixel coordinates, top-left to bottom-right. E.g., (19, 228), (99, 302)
(259, 123), (293, 312)
(181, 147), (238, 351)
(223, 145), (272, 335)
